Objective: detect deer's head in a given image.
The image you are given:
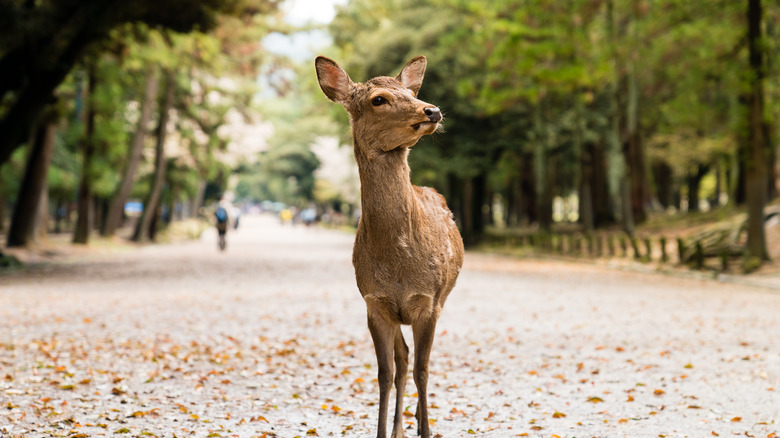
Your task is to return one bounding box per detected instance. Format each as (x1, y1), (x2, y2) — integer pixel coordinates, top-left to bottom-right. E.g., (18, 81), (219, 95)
(315, 56), (442, 155)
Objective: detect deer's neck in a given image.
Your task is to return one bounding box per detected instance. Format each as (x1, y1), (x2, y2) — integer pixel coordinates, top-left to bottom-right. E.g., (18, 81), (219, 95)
(353, 138), (418, 239)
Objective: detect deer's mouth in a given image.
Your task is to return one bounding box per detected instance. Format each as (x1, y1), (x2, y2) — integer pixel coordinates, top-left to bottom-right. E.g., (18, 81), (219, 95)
(412, 121), (438, 131)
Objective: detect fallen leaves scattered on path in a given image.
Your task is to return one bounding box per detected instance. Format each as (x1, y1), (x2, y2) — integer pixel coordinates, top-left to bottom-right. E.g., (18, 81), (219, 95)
(1, 216), (779, 437)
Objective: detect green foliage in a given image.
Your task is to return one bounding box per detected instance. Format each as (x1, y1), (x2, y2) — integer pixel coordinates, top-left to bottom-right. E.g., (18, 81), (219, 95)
(324, 0), (780, 237)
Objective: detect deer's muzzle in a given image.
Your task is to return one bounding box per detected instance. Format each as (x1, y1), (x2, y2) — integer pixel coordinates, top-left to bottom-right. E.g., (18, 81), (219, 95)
(424, 106), (442, 122)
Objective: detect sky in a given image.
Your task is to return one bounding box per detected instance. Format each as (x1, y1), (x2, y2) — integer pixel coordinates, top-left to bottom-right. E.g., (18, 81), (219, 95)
(262, 0), (348, 62)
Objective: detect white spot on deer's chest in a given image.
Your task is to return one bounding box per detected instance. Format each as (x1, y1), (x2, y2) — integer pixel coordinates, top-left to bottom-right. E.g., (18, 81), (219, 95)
(398, 234), (413, 256)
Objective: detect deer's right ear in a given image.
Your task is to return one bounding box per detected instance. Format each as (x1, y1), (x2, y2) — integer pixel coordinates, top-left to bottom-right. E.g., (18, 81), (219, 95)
(315, 56), (352, 104)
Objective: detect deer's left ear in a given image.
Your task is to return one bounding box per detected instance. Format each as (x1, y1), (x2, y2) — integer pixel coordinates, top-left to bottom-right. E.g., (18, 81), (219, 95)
(396, 56), (427, 96)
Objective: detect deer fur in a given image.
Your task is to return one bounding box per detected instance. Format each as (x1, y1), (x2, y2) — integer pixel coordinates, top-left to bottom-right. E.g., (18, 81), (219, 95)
(315, 55), (464, 438)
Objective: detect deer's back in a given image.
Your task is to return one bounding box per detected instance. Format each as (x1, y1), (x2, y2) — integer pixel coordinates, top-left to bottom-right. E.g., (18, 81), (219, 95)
(354, 185), (464, 325)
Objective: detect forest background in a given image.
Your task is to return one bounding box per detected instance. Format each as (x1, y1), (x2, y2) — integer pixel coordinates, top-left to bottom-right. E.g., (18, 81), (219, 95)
(0, 0), (778, 272)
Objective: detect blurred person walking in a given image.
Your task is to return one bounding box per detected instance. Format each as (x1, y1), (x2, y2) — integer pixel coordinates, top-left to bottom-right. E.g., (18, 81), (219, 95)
(215, 199), (230, 251)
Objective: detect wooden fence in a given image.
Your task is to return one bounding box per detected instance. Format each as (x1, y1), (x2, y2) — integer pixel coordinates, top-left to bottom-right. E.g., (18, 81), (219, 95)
(483, 230), (749, 272)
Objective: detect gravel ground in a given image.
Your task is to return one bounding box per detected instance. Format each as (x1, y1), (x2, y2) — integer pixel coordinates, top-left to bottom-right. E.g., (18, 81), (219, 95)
(1, 214), (779, 438)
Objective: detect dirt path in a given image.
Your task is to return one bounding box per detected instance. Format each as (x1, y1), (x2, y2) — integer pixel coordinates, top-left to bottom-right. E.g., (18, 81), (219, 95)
(1, 214), (779, 437)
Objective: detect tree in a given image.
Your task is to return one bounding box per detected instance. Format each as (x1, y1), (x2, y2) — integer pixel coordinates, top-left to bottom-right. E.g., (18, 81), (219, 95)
(102, 64), (159, 237)
(72, 67), (97, 245)
(6, 109), (59, 247)
(743, 0), (770, 262)
(132, 69), (175, 242)
(0, 0), (275, 168)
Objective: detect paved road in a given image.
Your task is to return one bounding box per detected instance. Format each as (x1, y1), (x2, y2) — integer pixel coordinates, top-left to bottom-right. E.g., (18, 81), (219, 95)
(1, 214), (778, 437)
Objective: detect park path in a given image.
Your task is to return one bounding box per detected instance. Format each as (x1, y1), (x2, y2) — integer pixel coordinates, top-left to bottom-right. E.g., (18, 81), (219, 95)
(1, 214), (779, 437)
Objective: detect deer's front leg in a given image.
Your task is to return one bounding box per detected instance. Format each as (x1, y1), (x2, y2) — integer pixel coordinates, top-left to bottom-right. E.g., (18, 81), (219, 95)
(412, 316), (438, 438)
(368, 314), (396, 438)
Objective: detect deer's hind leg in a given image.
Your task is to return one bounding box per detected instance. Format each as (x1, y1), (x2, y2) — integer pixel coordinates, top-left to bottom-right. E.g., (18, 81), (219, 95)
(391, 327), (409, 438)
(368, 314), (396, 438)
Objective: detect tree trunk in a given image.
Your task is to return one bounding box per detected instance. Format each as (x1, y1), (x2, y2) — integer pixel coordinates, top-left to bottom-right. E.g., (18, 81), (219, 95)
(36, 182), (50, 241)
(0, 193), (5, 232)
(744, 0), (769, 261)
(73, 69), (97, 244)
(539, 153), (555, 231)
(624, 63), (647, 223)
(689, 164), (710, 212)
(591, 141), (613, 226)
(574, 91), (594, 232)
(652, 161), (674, 208)
(579, 141), (595, 233)
(473, 172), (487, 236)
(620, 175), (635, 235)
(606, 0), (634, 234)
(6, 112), (58, 247)
(461, 177), (474, 245)
(191, 178), (208, 219)
(103, 66), (159, 236)
(133, 70), (174, 242)
(520, 151), (537, 225)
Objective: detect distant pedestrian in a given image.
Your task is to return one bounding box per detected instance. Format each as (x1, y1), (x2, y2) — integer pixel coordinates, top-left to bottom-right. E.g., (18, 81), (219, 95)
(215, 201), (229, 251)
(279, 208), (293, 225)
(301, 206), (317, 227)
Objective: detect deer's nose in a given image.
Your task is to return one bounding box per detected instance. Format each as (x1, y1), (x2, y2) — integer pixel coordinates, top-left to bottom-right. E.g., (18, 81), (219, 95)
(424, 106), (442, 122)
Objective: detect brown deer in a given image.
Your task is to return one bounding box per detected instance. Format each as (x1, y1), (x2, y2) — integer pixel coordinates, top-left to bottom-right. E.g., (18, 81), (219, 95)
(315, 55), (464, 438)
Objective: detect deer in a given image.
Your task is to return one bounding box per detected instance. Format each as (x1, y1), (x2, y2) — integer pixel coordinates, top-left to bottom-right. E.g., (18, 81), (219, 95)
(315, 55), (464, 438)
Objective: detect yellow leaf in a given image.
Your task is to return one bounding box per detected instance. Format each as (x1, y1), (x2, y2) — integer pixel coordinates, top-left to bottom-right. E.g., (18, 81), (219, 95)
(552, 411), (566, 418)
(730, 417), (741, 422)
(654, 389), (665, 396)
(306, 428), (318, 435)
(587, 396), (604, 403)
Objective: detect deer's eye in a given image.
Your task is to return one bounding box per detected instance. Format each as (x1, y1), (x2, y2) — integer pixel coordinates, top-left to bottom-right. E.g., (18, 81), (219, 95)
(371, 96), (387, 106)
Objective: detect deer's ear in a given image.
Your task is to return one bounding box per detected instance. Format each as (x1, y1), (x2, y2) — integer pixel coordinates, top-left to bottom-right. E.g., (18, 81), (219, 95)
(396, 56), (427, 96)
(315, 56), (352, 104)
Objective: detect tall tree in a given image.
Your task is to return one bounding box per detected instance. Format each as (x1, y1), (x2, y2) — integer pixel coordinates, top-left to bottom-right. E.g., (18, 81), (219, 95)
(72, 69), (97, 245)
(6, 110), (59, 247)
(102, 65), (159, 237)
(744, 0), (770, 261)
(133, 69), (175, 242)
